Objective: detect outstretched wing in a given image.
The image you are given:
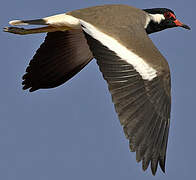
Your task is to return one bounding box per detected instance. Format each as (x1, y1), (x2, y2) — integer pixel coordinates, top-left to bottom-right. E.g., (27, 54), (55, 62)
(81, 21), (171, 175)
(22, 29), (93, 92)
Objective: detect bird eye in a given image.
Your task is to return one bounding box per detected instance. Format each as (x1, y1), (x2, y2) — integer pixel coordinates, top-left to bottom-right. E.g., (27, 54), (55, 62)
(164, 12), (171, 18)
(164, 12), (176, 20)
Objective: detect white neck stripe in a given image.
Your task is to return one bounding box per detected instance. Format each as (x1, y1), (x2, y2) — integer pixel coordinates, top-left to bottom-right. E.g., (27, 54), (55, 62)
(149, 14), (165, 24)
(80, 20), (157, 81)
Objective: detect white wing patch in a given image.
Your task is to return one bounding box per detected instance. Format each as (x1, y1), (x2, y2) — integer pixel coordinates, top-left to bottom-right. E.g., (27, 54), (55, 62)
(80, 20), (157, 81)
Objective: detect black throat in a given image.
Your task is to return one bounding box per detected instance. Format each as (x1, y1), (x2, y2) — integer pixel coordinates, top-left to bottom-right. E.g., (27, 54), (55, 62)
(145, 21), (166, 34)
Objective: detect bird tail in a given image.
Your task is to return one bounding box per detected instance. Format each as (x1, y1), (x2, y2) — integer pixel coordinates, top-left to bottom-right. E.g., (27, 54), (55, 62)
(9, 19), (47, 26)
(9, 13), (80, 28)
(5, 14), (81, 35)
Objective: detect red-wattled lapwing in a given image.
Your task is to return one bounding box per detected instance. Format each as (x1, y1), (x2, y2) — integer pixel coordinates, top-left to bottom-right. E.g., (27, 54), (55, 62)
(4, 4), (190, 175)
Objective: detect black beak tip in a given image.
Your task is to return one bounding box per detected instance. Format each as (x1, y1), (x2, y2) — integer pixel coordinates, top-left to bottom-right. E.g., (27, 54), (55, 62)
(181, 24), (191, 30)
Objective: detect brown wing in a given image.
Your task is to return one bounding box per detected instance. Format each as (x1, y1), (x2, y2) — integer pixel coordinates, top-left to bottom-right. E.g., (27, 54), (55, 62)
(22, 29), (93, 92)
(84, 32), (171, 175)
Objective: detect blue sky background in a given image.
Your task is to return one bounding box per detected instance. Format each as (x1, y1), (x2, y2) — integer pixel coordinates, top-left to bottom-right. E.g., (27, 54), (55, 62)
(0, 0), (195, 179)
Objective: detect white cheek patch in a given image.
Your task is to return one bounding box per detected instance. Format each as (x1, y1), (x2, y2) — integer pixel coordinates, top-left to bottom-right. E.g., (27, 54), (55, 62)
(80, 20), (157, 81)
(149, 14), (165, 24)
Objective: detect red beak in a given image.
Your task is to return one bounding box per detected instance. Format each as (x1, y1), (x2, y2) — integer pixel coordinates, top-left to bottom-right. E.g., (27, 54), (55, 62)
(174, 19), (191, 30)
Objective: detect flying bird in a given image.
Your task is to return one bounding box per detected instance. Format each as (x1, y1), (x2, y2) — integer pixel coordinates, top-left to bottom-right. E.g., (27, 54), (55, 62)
(4, 4), (190, 175)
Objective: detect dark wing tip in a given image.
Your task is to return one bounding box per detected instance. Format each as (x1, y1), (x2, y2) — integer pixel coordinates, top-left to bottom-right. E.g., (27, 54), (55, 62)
(22, 84), (30, 90)
(142, 158), (150, 172)
(141, 157), (166, 175)
(159, 157), (166, 173)
(151, 159), (158, 176)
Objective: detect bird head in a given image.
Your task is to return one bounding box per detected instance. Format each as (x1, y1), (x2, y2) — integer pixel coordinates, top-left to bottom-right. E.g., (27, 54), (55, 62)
(143, 8), (191, 34)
